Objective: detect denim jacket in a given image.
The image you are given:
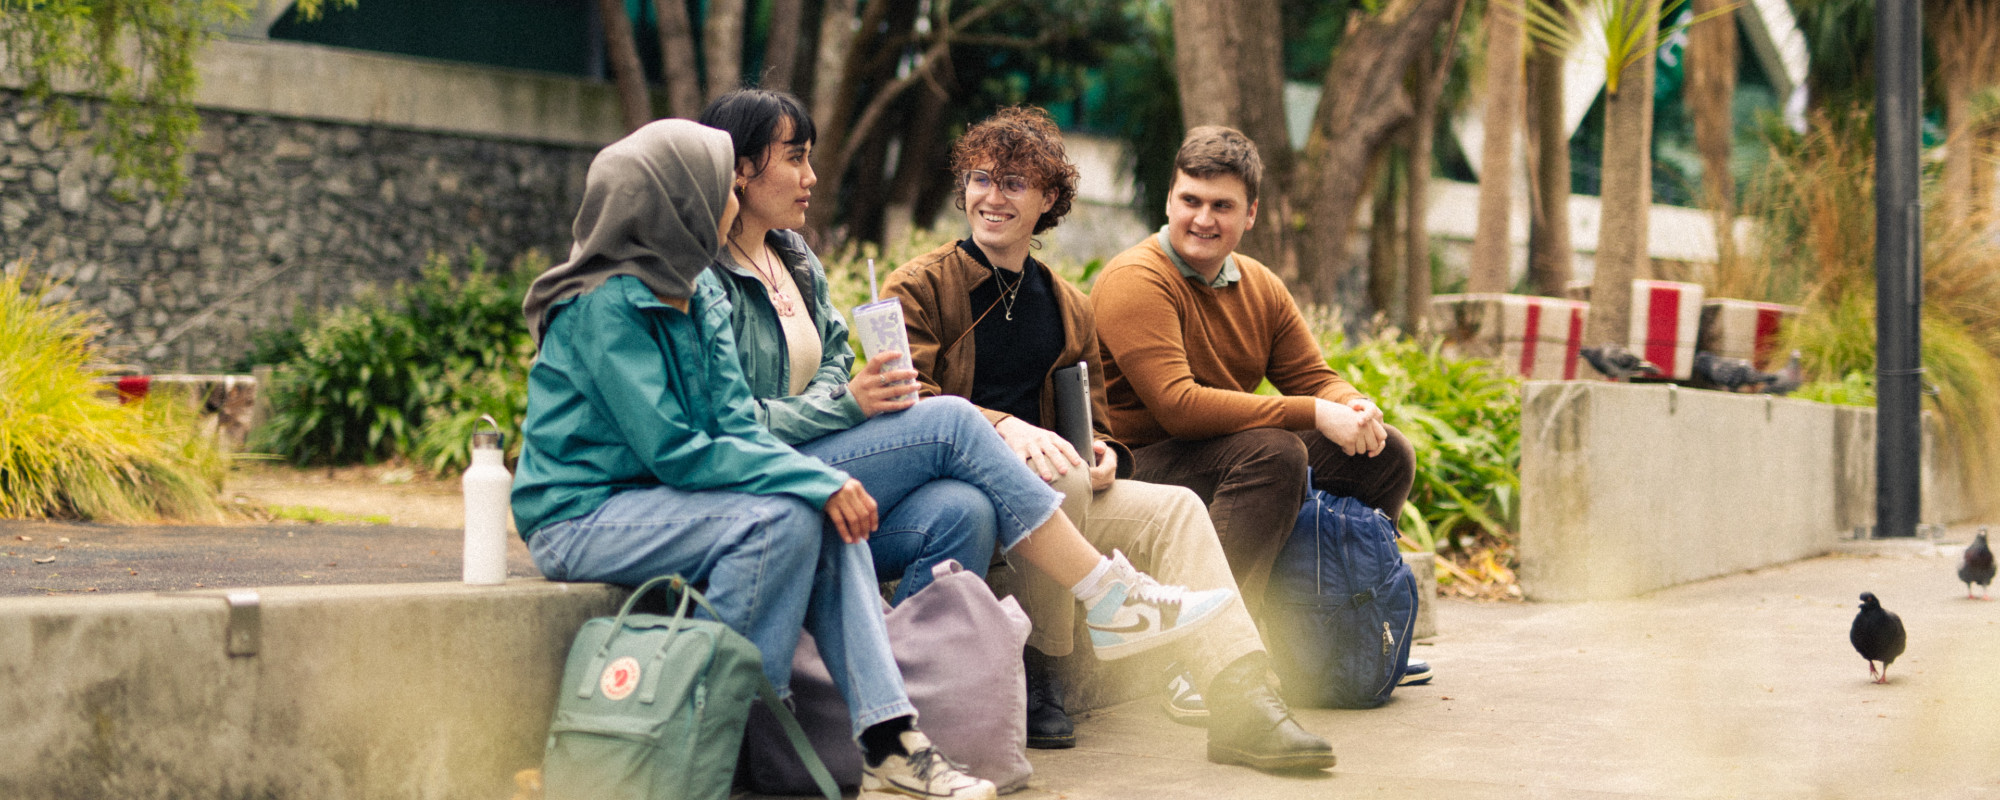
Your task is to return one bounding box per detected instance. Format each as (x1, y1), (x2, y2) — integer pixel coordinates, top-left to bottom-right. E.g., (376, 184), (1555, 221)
(510, 272), (848, 538)
(707, 229), (867, 445)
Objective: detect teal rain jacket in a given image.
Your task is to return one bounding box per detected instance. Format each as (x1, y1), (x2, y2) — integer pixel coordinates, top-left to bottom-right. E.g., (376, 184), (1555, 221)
(510, 273), (849, 538)
(709, 229), (867, 445)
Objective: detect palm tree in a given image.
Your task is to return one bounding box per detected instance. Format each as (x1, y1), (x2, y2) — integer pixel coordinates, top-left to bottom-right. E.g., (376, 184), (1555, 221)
(1520, 0), (1729, 345)
(1926, 0), (2000, 230)
(1686, 0), (1738, 269)
(1470, 0), (1527, 293)
(1524, 6), (1574, 297)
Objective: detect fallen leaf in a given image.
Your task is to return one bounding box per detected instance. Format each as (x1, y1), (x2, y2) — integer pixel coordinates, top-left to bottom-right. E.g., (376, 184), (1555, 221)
(57, 537), (69, 543)
(33, 557), (55, 564)
(16, 535), (31, 542)
(128, 570), (138, 575)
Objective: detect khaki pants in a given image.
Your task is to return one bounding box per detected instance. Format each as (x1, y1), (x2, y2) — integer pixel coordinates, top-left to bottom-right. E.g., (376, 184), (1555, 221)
(1001, 471), (1263, 691)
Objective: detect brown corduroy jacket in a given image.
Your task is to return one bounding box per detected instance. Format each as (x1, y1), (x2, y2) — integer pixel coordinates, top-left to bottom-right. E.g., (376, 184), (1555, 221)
(881, 241), (1134, 477)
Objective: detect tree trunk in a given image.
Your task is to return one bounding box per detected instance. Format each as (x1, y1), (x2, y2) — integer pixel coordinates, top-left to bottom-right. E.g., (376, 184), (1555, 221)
(804, 0), (867, 244)
(886, 80), (951, 239)
(1368, 149), (1403, 323)
(1584, 2), (1660, 349)
(761, 0), (805, 91)
(1468, 0), (1523, 293)
(1406, 1), (1467, 335)
(1171, 0), (1290, 271)
(1686, 0), (1737, 269)
(704, 0), (745, 101)
(1926, 0), (2000, 229)
(1292, 0), (1465, 306)
(653, 0), (704, 118)
(598, 0), (651, 131)
(1524, 37), (1572, 298)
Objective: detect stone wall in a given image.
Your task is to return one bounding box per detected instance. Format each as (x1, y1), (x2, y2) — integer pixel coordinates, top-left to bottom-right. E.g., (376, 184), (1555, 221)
(0, 89), (593, 372)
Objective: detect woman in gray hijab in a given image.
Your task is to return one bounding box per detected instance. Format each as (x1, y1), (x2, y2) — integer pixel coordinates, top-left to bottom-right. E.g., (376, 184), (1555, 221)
(510, 118), (995, 800)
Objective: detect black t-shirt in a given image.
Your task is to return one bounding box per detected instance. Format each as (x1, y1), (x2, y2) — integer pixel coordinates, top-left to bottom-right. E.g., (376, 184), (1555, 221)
(962, 241), (1065, 428)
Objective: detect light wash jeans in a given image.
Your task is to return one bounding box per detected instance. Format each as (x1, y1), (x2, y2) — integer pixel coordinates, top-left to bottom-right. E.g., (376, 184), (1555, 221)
(526, 484), (914, 738)
(792, 396), (1065, 603)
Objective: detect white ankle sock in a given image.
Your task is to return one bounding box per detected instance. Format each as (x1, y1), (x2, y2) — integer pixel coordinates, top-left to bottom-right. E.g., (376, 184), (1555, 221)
(1069, 555), (1116, 600)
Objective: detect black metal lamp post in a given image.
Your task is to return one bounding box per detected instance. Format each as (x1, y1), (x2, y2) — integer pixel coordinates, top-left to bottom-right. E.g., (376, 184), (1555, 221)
(1875, 0), (1923, 538)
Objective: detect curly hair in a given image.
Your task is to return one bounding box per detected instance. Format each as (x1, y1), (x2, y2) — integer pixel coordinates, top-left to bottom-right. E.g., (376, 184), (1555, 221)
(949, 106), (1079, 235)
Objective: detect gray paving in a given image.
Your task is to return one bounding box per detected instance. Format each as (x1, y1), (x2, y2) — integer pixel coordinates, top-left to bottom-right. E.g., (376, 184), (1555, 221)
(0, 519), (536, 596)
(998, 540), (1999, 800)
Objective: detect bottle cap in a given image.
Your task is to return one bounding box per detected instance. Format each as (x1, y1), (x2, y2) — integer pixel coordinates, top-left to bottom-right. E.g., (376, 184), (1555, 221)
(472, 414), (504, 451)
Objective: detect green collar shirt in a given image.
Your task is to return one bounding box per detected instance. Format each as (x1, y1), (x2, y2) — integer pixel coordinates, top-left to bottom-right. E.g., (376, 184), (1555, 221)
(1157, 225), (1241, 288)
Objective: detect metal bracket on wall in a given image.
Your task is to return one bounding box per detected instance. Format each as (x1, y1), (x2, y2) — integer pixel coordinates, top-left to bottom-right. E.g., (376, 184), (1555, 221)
(224, 590), (260, 658)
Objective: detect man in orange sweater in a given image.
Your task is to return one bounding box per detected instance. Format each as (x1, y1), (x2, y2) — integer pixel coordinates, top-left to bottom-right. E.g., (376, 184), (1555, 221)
(1094, 126), (1419, 621)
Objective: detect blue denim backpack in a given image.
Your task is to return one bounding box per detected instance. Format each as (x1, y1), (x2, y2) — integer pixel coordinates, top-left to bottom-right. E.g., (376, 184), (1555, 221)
(1262, 480), (1420, 709)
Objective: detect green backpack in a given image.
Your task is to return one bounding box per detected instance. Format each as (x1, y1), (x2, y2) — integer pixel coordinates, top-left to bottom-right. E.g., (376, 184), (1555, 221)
(543, 574), (837, 800)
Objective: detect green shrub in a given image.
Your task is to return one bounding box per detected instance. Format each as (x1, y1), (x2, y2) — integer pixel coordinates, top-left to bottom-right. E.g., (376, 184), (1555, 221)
(255, 250), (542, 470)
(1321, 330), (1521, 555)
(0, 268), (225, 521)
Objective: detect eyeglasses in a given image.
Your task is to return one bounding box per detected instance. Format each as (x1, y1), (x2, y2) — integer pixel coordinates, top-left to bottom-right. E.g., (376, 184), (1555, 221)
(965, 170), (1033, 199)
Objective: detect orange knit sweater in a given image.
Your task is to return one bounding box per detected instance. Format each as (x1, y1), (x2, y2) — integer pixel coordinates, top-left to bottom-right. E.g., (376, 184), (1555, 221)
(1093, 236), (1362, 447)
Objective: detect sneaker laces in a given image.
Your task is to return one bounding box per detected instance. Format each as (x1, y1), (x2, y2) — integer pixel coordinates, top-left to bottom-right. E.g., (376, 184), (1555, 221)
(905, 744), (972, 788)
(1127, 573), (1189, 607)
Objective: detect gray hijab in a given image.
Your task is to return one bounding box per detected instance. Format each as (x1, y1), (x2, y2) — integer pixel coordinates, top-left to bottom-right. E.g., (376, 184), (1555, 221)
(523, 118), (735, 343)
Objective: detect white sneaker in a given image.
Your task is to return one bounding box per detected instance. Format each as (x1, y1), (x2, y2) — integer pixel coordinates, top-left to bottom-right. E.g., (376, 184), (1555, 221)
(859, 730), (997, 800)
(1082, 551), (1234, 660)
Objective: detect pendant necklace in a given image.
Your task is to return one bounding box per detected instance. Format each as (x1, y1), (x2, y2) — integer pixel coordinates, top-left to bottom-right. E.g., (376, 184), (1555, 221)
(735, 240), (798, 317)
(992, 265), (1025, 321)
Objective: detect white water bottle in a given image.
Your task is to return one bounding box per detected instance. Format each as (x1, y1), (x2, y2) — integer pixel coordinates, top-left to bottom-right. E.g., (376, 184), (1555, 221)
(462, 415), (512, 585)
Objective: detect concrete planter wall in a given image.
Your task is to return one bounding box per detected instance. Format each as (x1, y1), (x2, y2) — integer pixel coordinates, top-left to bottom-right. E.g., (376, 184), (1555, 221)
(0, 581), (621, 800)
(1519, 381), (1971, 601)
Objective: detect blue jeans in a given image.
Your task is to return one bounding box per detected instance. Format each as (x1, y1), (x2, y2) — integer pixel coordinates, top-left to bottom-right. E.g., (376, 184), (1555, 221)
(526, 485), (914, 738)
(793, 396), (1066, 603)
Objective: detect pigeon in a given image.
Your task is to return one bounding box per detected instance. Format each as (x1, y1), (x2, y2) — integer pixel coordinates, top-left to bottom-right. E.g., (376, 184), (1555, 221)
(1762, 350), (1804, 396)
(1692, 351), (1780, 392)
(1580, 343), (1661, 381)
(1960, 528), (1994, 600)
(1849, 592), (1908, 684)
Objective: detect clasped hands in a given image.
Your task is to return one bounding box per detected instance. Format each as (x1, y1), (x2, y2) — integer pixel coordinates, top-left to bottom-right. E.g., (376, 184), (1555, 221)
(1315, 397), (1388, 457)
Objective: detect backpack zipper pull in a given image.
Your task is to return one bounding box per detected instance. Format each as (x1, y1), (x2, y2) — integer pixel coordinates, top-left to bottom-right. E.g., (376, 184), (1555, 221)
(1381, 621), (1394, 656)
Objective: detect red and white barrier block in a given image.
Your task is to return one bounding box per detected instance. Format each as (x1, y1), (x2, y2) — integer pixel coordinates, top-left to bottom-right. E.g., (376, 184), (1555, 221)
(1698, 299), (1803, 371)
(1628, 280), (1705, 380)
(1432, 293), (1589, 380)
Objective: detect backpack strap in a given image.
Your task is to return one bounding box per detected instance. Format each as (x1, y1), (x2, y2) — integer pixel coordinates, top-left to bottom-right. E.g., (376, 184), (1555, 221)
(755, 677), (841, 800)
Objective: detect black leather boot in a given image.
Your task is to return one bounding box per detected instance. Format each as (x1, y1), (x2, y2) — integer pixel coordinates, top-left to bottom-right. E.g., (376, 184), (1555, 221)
(1024, 647), (1076, 749)
(1204, 653), (1336, 771)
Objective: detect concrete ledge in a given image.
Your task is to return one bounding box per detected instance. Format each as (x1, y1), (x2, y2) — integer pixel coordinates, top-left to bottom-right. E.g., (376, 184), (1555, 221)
(0, 580), (621, 800)
(194, 38), (628, 147)
(1518, 381), (1967, 601)
(3, 561), (1441, 797)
